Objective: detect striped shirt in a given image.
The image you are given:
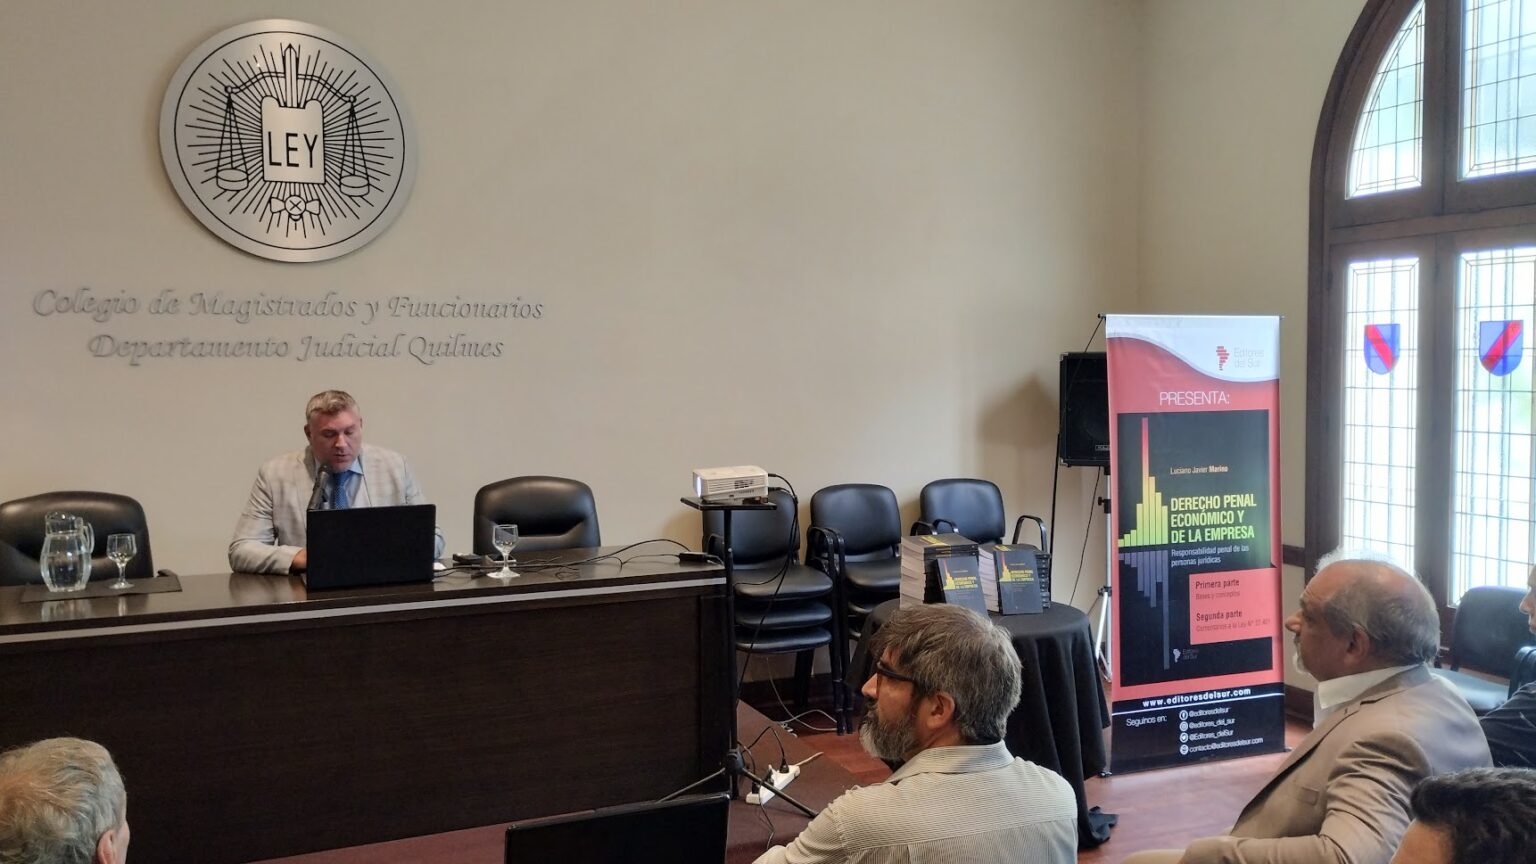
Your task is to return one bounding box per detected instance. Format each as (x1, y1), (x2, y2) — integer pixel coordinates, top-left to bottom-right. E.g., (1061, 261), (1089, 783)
(751, 742), (1077, 864)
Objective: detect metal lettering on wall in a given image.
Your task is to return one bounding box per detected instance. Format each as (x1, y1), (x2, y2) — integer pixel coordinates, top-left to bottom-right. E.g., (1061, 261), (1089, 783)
(31, 287), (545, 367)
(160, 20), (415, 262)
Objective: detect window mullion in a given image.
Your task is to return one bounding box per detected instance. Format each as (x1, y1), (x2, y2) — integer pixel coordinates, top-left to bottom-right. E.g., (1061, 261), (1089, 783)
(1416, 236), (1455, 606)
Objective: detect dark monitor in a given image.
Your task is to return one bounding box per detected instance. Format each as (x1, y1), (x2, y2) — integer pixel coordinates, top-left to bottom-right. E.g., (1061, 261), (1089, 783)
(304, 504), (436, 590)
(505, 793), (729, 864)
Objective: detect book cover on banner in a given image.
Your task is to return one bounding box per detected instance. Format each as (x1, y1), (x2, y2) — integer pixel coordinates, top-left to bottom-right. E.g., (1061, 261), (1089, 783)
(992, 545), (1044, 614)
(930, 556), (988, 615)
(1116, 409), (1273, 688)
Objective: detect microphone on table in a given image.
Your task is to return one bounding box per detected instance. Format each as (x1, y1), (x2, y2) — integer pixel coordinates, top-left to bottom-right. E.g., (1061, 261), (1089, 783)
(308, 466), (331, 511)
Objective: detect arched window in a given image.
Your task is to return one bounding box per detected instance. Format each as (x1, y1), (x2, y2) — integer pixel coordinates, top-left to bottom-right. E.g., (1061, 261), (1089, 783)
(1310, 0), (1536, 608)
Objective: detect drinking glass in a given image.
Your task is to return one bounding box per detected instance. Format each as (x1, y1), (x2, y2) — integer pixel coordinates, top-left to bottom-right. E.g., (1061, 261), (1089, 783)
(107, 533), (137, 590)
(492, 524), (520, 579)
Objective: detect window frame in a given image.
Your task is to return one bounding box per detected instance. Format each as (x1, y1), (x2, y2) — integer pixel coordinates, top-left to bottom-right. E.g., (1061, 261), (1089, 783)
(1309, 0), (1536, 610)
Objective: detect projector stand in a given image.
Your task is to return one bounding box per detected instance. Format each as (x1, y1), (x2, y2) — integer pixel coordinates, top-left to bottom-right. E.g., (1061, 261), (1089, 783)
(669, 497), (817, 819)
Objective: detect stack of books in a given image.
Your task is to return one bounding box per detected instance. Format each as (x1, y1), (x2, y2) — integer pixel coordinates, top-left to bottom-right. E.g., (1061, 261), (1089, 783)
(899, 533), (981, 609)
(977, 544), (1052, 614)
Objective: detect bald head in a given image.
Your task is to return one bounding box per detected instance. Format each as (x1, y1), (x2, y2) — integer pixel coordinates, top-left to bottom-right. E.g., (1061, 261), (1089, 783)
(1313, 555), (1440, 668)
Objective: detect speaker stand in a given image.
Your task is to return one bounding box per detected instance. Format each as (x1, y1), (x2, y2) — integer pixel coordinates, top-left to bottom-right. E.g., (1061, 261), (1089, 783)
(1094, 470), (1114, 681)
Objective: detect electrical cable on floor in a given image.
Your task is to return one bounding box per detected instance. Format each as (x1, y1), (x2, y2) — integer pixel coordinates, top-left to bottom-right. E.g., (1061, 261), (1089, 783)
(767, 673), (838, 732)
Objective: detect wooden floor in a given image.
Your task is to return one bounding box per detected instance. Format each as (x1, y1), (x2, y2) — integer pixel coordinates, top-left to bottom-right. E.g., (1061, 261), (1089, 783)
(748, 694), (1310, 864)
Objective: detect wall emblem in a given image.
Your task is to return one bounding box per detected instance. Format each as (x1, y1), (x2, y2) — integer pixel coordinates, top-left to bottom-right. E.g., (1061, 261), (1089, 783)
(160, 21), (415, 262)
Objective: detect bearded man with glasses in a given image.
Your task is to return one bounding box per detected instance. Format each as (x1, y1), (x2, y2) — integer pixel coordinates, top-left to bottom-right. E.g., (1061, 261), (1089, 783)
(752, 603), (1077, 864)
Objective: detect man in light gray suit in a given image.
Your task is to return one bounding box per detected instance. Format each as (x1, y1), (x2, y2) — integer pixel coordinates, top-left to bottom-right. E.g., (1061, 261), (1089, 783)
(1124, 553), (1491, 864)
(229, 390), (444, 574)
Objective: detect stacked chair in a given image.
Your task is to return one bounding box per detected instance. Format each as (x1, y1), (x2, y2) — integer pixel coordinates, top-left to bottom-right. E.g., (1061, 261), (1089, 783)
(702, 487), (845, 730)
(916, 477), (1048, 549)
(807, 483), (902, 719)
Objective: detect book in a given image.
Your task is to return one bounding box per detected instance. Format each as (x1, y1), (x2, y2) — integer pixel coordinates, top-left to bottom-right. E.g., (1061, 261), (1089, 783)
(977, 545), (1053, 613)
(993, 545), (1044, 614)
(931, 555), (988, 615)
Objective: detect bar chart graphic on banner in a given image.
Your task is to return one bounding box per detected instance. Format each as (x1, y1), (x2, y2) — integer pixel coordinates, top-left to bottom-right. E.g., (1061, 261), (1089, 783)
(1119, 417), (1173, 672)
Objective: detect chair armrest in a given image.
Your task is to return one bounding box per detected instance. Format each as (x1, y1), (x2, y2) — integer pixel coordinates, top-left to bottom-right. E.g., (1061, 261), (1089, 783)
(703, 532), (725, 559)
(911, 518), (959, 536)
(1012, 515), (1049, 551)
(806, 526), (846, 580)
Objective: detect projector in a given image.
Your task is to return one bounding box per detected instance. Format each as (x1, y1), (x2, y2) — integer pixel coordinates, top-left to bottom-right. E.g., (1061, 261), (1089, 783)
(692, 465), (768, 502)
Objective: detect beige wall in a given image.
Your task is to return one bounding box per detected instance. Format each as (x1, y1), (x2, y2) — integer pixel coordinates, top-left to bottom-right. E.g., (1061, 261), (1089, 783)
(1137, 0), (1368, 689)
(0, 0), (1138, 605)
(4, 1), (1383, 692)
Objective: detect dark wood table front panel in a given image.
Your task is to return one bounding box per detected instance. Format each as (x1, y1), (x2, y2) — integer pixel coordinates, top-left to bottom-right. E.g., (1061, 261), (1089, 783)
(0, 549), (730, 864)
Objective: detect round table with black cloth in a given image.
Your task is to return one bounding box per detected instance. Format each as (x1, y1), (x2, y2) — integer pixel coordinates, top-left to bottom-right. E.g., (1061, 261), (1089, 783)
(850, 598), (1116, 849)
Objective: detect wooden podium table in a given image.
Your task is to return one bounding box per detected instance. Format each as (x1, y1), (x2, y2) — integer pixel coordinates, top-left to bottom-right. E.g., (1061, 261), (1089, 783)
(0, 548), (730, 864)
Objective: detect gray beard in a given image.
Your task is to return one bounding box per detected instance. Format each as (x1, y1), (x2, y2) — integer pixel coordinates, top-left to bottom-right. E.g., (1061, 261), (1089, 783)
(859, 701), (918, 764)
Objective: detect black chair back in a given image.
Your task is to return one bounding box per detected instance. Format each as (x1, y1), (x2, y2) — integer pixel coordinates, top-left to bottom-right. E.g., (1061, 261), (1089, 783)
(810, 484), (900, 562)
(1449, 585), (1536, 675)
(919, 478), (1006, 545)
(701, 488), (798, 568)
(0, 491), (155, 586)
(1511, 645), (1536, 698)
(474, 476), (600, 555)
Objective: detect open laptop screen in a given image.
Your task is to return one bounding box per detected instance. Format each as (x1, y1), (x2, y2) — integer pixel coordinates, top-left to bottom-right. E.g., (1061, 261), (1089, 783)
(304, 504), (435, 590)
(504, 793), (729, 864)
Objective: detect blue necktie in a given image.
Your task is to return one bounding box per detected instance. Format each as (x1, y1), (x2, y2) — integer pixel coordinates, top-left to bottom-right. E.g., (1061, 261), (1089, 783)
(333, 472), (350, 510)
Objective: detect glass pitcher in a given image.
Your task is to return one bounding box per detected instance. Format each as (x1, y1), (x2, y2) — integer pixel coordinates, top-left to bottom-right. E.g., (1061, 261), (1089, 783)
(40, 511), (93, 592)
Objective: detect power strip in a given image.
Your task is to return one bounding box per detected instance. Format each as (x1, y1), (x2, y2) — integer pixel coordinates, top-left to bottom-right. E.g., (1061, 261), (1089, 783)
(745, 765), (800, 806)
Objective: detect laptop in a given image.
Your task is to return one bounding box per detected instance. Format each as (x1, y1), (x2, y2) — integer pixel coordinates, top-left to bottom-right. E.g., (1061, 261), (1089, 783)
(304, 504), (436, 591)
(504, 793), (729, 864)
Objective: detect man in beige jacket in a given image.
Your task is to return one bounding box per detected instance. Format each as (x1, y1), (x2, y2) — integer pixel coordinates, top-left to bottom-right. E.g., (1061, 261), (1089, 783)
(1125, 554), (1490, 864)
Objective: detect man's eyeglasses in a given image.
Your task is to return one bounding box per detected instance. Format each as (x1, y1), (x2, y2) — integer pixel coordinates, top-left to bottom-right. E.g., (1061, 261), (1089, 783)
(874, 660), (924, 689)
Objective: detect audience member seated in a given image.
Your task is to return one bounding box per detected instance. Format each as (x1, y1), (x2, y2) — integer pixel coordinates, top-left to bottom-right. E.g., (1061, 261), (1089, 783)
(1124, 552), (1491, 864)
(1479, 565), (1536, 767)
(228, 389), (444, 574)
(0, 737), (129, 864)
(752, 603), (1076, 864)
(1389, 767), (1536, 864)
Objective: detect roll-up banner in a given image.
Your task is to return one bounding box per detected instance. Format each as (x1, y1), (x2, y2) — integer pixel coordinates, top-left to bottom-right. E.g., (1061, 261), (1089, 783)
(1105, 315), (1286, 773)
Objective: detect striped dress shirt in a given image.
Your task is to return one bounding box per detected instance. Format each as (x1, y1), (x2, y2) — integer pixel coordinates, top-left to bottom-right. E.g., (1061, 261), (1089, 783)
(752, 741), (1077, 864)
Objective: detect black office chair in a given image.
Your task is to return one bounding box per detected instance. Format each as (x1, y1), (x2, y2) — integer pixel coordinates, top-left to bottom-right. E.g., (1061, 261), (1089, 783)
(473, 476), (600, 555)
(916, 478), (1049, 550)
(1432, 585), (1536, 715)
(1511, 645), (1536, 697)
(702, 487), (843, 729)
(0, 491), (155, 586)
(808, 483), (901, 653)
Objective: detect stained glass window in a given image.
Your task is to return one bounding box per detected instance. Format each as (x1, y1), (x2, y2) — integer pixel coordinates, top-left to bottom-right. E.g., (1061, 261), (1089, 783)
(1342, 259), (1421, 568)
(1452, 248), (1536, 595)
(1350, 2), (1426, 196)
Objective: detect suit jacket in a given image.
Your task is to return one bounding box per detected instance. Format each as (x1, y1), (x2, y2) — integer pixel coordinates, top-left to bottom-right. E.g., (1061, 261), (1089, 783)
(1481, 682), (1536, 768)
(228, 443), (445, 574)
(1183, 666), (1490, 864)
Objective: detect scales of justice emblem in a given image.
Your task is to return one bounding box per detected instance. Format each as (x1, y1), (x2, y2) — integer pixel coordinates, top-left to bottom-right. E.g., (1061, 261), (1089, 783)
(160, 20), (415, 262)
